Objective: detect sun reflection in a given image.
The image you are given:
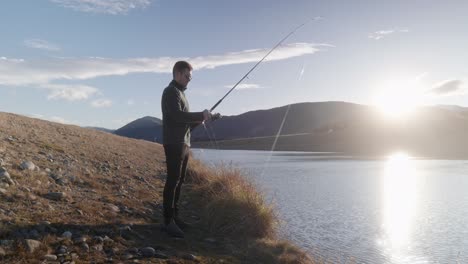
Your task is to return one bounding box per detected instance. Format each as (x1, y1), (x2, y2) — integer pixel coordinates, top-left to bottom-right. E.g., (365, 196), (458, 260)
(382, 152), (419, 253)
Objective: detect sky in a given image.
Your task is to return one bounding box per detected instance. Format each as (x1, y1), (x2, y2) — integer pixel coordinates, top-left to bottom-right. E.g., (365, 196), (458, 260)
(1, 0), (468, 129)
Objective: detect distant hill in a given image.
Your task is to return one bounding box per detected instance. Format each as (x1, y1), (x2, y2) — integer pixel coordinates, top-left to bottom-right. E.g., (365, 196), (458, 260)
(115, 102), (468, 158)
(114, 116), (162, 142)
(85, 126), (115, 133)
(191, 101), (468, 159)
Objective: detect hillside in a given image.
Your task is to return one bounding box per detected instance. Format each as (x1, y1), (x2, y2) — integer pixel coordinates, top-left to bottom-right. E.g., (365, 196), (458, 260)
(191, 102), (468, 159)
(115, 101), (468, 158)
(0, 112), (311, 263)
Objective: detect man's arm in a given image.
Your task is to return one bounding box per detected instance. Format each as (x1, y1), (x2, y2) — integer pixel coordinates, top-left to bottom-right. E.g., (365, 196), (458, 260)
(165, 88), (205, 123)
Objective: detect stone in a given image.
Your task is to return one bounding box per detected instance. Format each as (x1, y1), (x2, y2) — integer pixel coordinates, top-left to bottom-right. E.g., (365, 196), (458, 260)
(123, 253), (134, 260)
(61, 231), (72, 239)
(56, 245), (68, 254)
(139, 247), (155, 257)
(107, 204), (120, 213)
(44, 254), (58, 261)
(80, 243), (89, 252)
(20, 161), (36, 171)
(25, 239), (42, 253)
(0, 246), (5, 256)
(92, 244), (103, 252)
(93, 236), (104, 244)
(154, 250), (169, 259)
(45, 192), (67, 201)
(179, 253), (197, 261)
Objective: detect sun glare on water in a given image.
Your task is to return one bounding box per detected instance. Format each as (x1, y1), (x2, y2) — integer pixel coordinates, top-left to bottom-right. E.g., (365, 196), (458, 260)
(380, 152), (422, 261)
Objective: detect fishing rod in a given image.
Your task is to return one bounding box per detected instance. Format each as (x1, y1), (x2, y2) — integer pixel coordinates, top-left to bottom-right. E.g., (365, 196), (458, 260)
(210, 17), (321, 112)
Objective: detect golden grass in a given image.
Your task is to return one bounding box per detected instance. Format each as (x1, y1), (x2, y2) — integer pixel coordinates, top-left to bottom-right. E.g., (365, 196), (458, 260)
(187, 157), (314, 263)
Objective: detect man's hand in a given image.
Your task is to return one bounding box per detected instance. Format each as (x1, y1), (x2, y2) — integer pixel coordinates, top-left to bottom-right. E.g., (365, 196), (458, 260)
(211, 113), (222, 121)
(202, 109), (212, 121)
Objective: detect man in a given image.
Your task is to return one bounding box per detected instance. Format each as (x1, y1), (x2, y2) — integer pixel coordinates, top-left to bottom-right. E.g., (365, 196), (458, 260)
(161, 61), (220, 238)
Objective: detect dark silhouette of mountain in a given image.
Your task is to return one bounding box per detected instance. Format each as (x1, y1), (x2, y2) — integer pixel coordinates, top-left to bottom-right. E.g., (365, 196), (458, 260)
(191, 101), (468, 159)
(114, 116), (162, 142)
(115, 102), (468, 158)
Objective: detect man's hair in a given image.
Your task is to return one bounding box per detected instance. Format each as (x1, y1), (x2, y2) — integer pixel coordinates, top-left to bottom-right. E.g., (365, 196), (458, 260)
(172, 61), (193, 78)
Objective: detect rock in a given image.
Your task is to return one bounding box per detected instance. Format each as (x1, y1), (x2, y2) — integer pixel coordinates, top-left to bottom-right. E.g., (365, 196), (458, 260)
(20, 161), (36, 171)
(0, 169), (14, 185)
(179, 253), (197, 261)
(0, 246), (5, 256)
(93, 236), (104, 244)
(103, 236), (114, 244)
(45, 192), (67, 201)
(123, 253), (134, 260)
(107, 204), (120, 213)
(73, 236), (86, 244)
(80, 242), (90, 252)
(61, 231), (72, 239)
(154, 250), (169, 259)
(71, 252), (79, 260)
(140, 247), (155, 257)
(56, 245), (68, 254)
(44, 254), (58, 261)
(25, 239), (42, 253)
(0, 188), (7, 194)
(92, 244), (103, 252)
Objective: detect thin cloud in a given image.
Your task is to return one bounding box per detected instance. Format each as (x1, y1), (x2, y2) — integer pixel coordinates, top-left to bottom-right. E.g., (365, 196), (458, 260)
(127, 99), (135, 105)
(428, 79), (465, 96)
(0, 42), (326, 87)
(191, 43), (328, 69)
(40, 83), (99, 101)
(50, 0), (151, 15)
(224, 83), (263, 90)
(91, 98), (113, 108)
(369, 29), (409, 40)
(0, 43), (326, 102)
(24, 39), (61, 51)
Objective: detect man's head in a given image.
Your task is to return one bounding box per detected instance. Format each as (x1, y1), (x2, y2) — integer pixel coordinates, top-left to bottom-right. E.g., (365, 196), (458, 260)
(173, 61), (193, 88)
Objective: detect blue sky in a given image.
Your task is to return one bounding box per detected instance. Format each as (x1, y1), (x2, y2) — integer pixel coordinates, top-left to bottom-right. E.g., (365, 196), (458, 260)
(1, 0), (467, 129)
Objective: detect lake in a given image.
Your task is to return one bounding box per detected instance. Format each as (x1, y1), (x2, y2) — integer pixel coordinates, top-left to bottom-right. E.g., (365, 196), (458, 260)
(192, 149), (468, 264)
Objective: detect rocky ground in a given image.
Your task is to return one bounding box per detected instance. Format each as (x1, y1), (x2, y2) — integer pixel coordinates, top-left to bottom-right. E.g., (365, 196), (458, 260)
(0, 112), (247, 263)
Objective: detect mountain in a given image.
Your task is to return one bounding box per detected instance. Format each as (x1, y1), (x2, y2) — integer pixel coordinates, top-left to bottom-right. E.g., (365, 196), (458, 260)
(191, 101), (468, 159)
(114, 102), (468, 158)
(114, 116), (162, 143)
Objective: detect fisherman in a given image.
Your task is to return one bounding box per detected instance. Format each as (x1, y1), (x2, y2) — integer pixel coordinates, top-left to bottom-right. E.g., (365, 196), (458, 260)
(161, 60), (220, 238)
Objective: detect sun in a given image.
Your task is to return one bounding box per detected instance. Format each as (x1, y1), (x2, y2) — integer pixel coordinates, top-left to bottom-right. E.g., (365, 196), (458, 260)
(373, 78), (425, 119)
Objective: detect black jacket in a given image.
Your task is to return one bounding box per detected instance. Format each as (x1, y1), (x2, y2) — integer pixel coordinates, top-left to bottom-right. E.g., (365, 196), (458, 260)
(161, 80), (204, 146)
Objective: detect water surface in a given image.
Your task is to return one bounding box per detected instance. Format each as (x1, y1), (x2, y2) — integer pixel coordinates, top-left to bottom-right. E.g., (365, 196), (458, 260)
(192, 149), (468, 263)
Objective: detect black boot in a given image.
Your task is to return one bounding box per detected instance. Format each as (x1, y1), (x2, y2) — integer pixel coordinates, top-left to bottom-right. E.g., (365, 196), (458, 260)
(162, 207), (185, 238)
(174, 208), (192, 230)
(164, 218), (185, 238)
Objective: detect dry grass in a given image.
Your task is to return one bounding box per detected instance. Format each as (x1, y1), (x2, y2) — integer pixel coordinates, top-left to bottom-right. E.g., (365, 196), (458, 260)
(187, 158), (313, 263)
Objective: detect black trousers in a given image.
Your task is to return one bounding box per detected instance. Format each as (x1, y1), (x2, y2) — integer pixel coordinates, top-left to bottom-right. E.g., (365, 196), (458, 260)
(163, 144), (190, 224)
